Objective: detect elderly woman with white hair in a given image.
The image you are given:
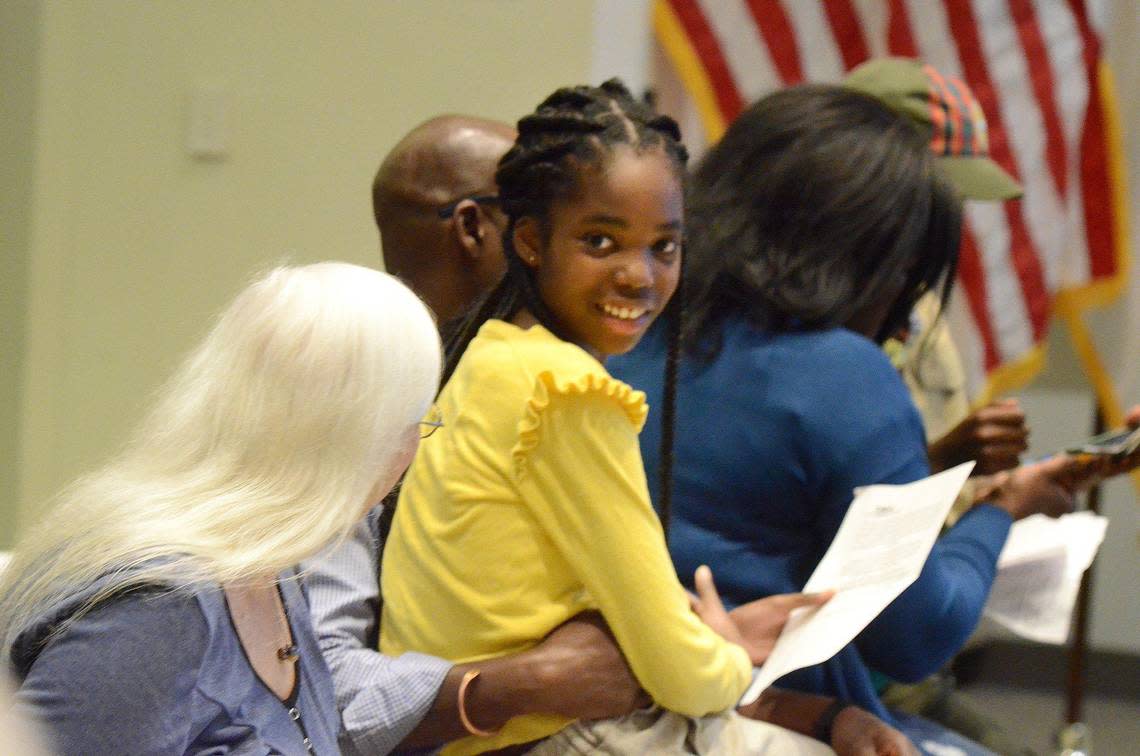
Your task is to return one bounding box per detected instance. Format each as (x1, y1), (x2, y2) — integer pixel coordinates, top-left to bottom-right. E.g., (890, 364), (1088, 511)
(0, 263), (441, 754)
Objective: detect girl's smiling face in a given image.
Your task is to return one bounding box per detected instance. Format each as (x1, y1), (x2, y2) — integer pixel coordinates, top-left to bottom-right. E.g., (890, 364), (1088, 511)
(513, 146), (683, 361)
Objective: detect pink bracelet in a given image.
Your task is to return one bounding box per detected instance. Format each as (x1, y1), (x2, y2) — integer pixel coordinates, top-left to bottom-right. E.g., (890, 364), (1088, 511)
(457, 669), (500, 738)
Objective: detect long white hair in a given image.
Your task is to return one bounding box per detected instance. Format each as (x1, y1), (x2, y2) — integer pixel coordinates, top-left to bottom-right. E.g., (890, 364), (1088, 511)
(1, 262), (440, 655)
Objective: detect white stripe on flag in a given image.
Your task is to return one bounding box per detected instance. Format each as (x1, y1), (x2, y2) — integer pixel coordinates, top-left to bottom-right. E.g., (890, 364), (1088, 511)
(971, 0), (1067, 295)
(1034, 0), (1093, 288)
(852, 0), (890, 59)
(697, 0), (783, 96)
(903, 0), (964, 79)
(781, 0), (846, 81)
(966, 201), (1036, 363)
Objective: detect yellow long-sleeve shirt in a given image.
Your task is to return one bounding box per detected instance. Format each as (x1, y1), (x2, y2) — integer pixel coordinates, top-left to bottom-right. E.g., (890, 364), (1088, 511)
(380, 321), (751, 754)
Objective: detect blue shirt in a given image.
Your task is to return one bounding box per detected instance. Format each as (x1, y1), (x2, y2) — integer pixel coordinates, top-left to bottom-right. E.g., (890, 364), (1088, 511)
(609, 317), (1011, 721)
(13, 572), (340, 755)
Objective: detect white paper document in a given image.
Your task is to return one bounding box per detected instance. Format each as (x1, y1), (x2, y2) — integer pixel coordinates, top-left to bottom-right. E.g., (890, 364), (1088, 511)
(982, 511), (1108, 645)
(739, 462), (974, 705)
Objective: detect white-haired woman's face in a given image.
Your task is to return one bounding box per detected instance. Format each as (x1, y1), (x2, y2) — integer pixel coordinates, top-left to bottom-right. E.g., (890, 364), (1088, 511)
(363, 422), (422, 514)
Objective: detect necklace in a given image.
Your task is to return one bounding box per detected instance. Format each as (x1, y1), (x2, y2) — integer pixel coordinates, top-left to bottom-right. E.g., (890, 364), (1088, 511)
(274, 584), (315, 754)
(223, 580), (314, 753)
(271, 584), (300, 663)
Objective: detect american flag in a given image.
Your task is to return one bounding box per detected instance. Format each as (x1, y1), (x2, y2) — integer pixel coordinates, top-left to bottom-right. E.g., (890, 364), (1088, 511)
(651, 0), (1130, 419)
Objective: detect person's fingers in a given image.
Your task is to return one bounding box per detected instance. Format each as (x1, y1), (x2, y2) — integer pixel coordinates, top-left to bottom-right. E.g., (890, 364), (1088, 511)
(975, 445), (1026, 471)
(975, 458), (1021, 476)
(767, 590), (833, 613)
(686, 589), (701, 613)
(1028, 453), (1073, 478)
(976, 400), (1026, 426)
(977, 410), (1027, 427)
(692, 565), (725, 616)
(976, 423), (1030, 444)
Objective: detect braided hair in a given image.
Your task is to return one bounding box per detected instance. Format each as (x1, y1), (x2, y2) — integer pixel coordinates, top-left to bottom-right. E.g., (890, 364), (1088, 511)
(443, 78), (688, 533)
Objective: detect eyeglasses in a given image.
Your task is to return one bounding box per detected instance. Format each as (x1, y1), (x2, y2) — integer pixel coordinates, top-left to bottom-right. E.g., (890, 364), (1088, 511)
(436, 195), (500, 219)
(419, 405), (444, 438)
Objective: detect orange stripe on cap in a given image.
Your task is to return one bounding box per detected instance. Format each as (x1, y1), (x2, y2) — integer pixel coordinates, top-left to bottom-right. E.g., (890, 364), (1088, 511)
(925, 65), (949, 154)
(941, 77), (968, 156)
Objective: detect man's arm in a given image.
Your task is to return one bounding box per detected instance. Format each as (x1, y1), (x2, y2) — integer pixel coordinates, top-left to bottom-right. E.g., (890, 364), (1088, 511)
(304, 512), (451, 754)
(305, 508), (645, 754)
(399, 611), (647, 748)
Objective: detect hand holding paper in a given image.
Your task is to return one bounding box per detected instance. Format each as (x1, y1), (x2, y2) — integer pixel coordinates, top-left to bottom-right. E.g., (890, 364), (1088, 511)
(739, 462), (975, 705)
(688, 565), (832, 666)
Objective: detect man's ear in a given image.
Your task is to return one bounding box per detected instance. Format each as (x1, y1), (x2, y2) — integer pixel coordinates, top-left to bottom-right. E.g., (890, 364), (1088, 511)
(451, 199), (485, 260)
(512, 217), (542, 270)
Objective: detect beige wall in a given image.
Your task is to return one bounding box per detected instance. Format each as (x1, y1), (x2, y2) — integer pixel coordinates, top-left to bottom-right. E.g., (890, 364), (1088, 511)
(8, 1), (594, 534)
(0, 1), (40, 547)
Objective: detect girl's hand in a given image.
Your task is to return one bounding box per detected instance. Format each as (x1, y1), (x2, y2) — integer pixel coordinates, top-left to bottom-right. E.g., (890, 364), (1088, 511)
(689, 565), (831, 665)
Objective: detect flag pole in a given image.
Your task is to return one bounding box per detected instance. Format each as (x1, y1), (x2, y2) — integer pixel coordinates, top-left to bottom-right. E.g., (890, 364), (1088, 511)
(1059, 404), (1105, 751)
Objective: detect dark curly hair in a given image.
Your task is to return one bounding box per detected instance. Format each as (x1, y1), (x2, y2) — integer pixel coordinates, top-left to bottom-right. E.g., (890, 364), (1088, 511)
(682, 84), (962, 356)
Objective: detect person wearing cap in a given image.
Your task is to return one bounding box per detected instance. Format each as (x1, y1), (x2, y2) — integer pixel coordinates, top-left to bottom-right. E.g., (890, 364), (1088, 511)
(842, 57), (1036, 756)
(608, 74), (1085, 755)
(846, 58), (1140, 755)
(847, 58), (1030, 492)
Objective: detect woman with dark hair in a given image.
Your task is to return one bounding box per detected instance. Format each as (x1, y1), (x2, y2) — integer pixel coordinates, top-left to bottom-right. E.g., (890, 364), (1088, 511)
(609, 84), (1076, 751)
(681, 85), (962, 351)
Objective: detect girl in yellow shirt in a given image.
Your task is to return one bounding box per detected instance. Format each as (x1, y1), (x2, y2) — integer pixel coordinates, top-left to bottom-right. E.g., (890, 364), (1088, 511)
(380, 80), (832, 755)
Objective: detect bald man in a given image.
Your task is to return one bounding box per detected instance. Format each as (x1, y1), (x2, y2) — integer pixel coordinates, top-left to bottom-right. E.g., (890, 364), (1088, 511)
(372, 115), (515, 323)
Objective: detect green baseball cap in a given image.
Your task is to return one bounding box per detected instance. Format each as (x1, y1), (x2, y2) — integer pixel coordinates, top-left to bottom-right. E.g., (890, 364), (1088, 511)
(844, 57), (1023, 201)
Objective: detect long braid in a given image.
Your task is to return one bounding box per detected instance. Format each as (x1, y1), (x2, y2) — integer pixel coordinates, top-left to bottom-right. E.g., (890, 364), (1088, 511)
(657, 265), (684, 538)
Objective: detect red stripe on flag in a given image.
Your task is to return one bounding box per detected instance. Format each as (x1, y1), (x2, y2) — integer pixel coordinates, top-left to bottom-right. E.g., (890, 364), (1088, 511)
(886, 0), (919, 56)
(822, 0), (871, 71)
(1008, 0), (1068, 198)
(666, 0), (745, 120)
(1064, 0), (1099, 70)
(1078, 67), (1118, 279)
(744, 0), (804, 84)
(944, 0), (1050, 340)
(957, 224), (1002, 371)
(1066, 0), (1118, 280)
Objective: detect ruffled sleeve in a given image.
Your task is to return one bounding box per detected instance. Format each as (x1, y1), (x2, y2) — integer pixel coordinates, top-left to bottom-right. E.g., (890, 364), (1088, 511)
(506, 362), (752, 716)
(512, 368), (648, 481)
